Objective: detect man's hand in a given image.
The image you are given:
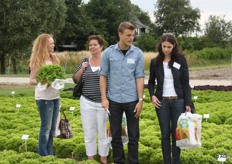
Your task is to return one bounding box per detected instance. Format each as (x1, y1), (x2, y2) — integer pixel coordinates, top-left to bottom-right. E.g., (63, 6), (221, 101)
(102, 98), (109, 110)
(134, 101), (143, 118)
(185, 105), (191, 112)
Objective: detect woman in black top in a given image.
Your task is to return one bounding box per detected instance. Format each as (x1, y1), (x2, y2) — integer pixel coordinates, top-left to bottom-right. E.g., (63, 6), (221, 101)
(148, 34), (191, 164)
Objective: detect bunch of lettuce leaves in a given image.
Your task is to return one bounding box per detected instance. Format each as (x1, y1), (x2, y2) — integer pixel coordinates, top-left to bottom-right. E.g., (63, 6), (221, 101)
(36, 64), (65, 84)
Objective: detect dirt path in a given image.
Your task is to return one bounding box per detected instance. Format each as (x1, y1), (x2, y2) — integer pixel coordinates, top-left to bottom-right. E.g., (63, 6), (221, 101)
(188, 67), (232, 86)
(189, 67), (232, 80)
(1, 67), (232, 86)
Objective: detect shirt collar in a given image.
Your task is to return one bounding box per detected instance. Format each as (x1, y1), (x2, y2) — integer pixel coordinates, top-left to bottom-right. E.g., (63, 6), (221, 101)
(114, 43), (135, 52)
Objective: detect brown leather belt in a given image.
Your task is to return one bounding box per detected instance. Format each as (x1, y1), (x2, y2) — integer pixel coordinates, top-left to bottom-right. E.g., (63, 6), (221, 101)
(163, 96), (178, 100)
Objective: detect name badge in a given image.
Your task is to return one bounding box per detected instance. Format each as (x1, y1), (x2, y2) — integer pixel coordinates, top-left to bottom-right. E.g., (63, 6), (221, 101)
(173, 62), (180, 69)
(127, 58), (135, 64)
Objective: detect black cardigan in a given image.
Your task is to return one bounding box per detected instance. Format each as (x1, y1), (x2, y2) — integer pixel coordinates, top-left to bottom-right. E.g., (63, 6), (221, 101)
(147, 56), (191, 106)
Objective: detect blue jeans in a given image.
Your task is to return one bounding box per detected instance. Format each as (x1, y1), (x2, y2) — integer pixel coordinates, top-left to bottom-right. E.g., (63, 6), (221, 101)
(156, 99), (185, 164)
(36, 99), (60, 156)
(109, 99), (139, 164)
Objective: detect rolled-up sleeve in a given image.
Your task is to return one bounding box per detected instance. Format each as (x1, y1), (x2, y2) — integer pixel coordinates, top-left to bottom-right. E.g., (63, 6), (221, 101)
(135, 50), (145, 78)
(99, 50), (109, 77)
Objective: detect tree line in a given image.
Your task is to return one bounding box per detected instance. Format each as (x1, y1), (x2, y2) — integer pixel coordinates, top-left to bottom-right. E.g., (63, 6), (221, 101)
(0, 0), (232, 74)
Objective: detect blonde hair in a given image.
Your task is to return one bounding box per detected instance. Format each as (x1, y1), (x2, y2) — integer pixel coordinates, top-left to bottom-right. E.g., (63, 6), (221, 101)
(29, 33), (60, 68)
(118, 21), (135, 33)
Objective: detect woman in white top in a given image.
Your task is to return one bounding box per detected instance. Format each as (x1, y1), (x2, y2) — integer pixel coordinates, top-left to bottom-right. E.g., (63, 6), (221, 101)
(72, 35), (108, 164)
(29, 33), (60, 156)
(148, 34), (191, 164)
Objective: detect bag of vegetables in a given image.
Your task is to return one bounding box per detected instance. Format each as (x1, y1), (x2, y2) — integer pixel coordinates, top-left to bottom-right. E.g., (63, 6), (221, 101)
(176, 112), (202, 149)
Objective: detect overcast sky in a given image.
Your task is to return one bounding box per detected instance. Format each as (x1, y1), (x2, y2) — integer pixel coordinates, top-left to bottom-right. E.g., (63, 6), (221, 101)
(83, 0), (232, 28)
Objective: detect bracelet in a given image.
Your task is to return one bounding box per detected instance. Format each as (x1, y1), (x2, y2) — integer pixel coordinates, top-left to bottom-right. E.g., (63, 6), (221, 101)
(139, 98), (143, 101)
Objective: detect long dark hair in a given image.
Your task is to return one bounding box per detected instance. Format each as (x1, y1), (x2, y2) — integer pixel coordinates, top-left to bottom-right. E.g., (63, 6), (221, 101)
(155, 34), (182, 67)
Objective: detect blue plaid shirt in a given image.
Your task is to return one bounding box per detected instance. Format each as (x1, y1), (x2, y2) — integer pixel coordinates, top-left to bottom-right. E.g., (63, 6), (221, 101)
(99, 43), (144, 103)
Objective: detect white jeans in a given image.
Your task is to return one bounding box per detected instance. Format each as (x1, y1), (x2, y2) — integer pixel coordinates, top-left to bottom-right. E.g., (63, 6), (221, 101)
(80, 96), (109, 157)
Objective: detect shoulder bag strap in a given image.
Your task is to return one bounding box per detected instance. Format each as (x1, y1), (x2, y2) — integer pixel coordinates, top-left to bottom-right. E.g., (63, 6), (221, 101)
(60, 108), (67, 120)
(81, 57), (89, 83)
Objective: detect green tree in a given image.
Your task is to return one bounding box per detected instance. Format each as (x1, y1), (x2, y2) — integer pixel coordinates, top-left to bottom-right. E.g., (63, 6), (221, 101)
(135, 33), (158, 52)
(204, 15), (232, 47)
(0, 0), (66, 74)
(177, 36), (204, 51)
(154, 0), (200, 36)
(56, 0), (95, 50)
(86, 0), (132, 44)
(86, 0), (152, 45)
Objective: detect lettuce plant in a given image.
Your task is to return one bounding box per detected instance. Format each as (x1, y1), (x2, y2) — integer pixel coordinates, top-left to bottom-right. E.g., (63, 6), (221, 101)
(36, 64), (65, 84)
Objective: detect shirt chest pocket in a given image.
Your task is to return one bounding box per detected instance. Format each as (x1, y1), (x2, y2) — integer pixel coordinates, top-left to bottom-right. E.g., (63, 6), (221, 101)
(109, 58), (121, 71)
(126, 58), (137, 70)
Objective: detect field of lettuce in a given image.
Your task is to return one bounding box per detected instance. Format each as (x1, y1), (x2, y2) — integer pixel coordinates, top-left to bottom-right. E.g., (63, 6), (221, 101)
(0, 87), (232, 163)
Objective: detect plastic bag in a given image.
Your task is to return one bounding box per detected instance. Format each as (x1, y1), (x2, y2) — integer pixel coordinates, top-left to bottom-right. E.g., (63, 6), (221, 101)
(37, 79), (66, 91)
(107, 112), (128, 148)
(176, 112), (202, 149)
(51, 79), (66, 90)
(37, 82), (48, 91)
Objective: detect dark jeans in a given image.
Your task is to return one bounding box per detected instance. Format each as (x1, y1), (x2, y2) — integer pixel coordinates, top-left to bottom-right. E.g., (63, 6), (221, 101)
(36, 99), (60, 156)
(109, 99), (140, 164)
(156, 98), (185, 164)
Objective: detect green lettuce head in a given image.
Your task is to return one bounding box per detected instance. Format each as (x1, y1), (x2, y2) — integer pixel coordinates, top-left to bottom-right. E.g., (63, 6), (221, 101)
(36, 64), (65, 84)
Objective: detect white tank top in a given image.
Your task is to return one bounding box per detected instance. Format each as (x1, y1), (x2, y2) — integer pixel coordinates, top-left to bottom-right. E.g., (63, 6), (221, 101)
(162, 62), (177, 97)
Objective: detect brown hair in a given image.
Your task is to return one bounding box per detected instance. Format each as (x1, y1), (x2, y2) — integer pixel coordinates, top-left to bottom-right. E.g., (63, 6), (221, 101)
(88, 35), (104, 47)
(29, 33), (60, 68)
(118, 21), (135, 33)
